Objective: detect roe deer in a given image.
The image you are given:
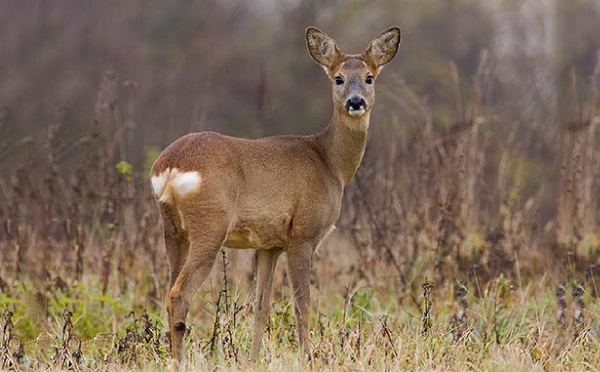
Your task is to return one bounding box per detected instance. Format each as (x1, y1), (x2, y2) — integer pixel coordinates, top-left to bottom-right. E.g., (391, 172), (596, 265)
(150, 26), (401, 364)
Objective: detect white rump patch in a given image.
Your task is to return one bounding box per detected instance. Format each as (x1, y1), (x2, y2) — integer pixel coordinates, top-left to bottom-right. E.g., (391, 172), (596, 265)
(171, 171), (202, 196)
(151, 172), (169, 200)
(151, 168), (202, 203)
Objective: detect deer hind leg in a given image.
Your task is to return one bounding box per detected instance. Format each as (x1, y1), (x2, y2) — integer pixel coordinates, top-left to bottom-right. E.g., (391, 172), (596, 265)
(167, 208), (228, 363)
(158, 202), (190, 290)
(286, 242), (314, 357)
(250, 248), (283, 360)
(158, 201), (189, 358)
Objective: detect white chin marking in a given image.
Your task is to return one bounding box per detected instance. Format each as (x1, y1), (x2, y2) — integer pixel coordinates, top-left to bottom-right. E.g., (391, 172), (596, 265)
(348, 108), (365, 117)
(151, 168), (202, 203)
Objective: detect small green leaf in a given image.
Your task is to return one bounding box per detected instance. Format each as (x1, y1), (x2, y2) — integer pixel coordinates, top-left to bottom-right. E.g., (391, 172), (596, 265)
(115, 160), (133, 181)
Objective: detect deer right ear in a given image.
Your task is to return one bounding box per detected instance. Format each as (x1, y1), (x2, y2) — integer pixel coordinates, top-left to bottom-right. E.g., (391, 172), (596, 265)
(306, 27), (343, 71)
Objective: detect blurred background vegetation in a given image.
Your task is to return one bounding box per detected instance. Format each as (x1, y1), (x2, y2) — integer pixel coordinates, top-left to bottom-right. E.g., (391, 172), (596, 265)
(1, 0), (599, 304)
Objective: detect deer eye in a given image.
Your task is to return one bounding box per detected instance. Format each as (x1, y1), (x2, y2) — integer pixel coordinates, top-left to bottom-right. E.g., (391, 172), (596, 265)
(365, 76), (374, 85)
(334, 76), (344, 86)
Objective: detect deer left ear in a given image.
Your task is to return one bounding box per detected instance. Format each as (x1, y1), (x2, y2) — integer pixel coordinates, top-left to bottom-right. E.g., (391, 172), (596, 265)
(364, 27), (401, 69)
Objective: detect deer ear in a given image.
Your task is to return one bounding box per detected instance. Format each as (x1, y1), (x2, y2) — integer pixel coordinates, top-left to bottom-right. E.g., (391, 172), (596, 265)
(364, 27), (401, 68)
(306, 27), (343, 71)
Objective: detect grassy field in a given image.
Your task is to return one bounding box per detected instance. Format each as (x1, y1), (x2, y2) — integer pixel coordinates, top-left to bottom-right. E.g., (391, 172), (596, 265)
(1, 244), (599, 370)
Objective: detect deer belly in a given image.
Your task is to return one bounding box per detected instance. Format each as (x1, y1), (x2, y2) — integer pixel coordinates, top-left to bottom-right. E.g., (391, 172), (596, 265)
(223, 218), (290, 250)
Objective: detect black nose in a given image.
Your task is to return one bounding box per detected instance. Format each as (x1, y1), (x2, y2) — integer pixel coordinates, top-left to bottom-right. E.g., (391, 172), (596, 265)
(346, 97), (366, 111)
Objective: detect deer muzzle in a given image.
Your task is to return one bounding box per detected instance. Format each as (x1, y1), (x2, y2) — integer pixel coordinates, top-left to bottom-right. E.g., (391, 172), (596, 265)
(346, 96), (366, 116)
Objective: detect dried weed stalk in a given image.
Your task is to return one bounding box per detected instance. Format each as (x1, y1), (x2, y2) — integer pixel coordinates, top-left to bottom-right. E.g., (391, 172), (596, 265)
(206, 250), (240, 363)
(1, 310), (24, 369)
(421, 278), (434, 334)
(53, 310), (82, 369)
(115, 309), (164, 366)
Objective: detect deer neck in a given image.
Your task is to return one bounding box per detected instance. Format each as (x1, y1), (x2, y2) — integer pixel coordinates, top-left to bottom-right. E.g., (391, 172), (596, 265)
(316, 109), (369, 185)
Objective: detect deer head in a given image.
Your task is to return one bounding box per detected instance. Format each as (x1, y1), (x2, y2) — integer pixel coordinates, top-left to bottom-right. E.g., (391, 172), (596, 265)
(306, 26), (401, 118)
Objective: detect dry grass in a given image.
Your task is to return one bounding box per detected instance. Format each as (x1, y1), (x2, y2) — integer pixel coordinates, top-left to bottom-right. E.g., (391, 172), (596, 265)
(1, 264), (599, 370)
